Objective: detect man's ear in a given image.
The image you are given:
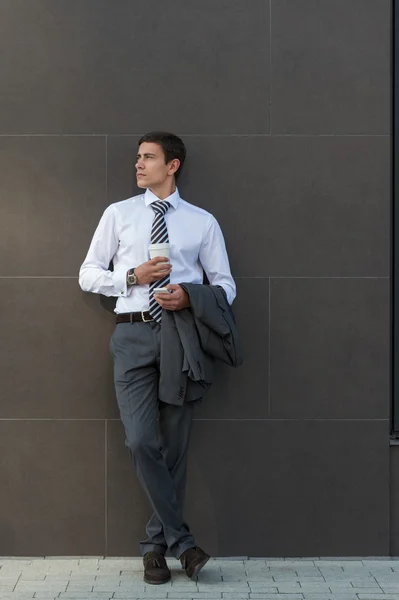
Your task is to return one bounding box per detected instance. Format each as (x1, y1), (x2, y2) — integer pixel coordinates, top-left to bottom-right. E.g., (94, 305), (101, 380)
(168, 158), (180, 176)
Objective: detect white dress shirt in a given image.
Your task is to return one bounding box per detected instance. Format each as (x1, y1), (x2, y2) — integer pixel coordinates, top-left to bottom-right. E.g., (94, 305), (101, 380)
(79, 188), (236, 313)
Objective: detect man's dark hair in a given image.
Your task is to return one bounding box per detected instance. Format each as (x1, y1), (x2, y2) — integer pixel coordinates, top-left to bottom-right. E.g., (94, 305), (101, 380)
(138, 131), (186, 180)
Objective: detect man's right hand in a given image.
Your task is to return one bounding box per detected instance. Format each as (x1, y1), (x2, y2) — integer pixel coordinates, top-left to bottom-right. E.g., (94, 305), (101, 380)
(133, 257), (172, 285)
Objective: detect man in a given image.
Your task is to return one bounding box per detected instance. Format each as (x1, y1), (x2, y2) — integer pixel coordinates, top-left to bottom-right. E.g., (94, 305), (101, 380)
(79, 132), (236, 584)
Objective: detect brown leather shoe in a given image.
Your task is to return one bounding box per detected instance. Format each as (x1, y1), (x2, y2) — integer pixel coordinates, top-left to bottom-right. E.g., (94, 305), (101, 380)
(179, 546), (210, 579)
(143, 551), (171, 585)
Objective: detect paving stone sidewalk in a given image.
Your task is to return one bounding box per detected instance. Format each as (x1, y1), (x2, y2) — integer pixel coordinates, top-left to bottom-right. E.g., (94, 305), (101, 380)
(0, 557), (398, 600)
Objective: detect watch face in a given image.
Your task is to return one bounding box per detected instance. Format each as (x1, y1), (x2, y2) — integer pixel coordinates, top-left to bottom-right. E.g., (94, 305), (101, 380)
(128, 271), (136, 285)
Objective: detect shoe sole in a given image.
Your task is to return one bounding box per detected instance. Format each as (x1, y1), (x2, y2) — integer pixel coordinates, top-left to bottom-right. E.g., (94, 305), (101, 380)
(189, 555), (210, 580)
(143, 574), (171, 585)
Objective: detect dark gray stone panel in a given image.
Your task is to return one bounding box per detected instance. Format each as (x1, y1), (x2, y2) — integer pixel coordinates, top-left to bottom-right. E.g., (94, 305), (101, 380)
(0, 278), (116, 419)
(0, 0), (270, 134)
(390, 446), (399, 556)
(107, 419), (389, 556)
(270, 278), (390, 419)
(107, 135), (390, 278)
(0, 420), (105, 556)
(0, 135), (106, 276)
(272, 0), (390, 133)
(186, 420), (390, 557)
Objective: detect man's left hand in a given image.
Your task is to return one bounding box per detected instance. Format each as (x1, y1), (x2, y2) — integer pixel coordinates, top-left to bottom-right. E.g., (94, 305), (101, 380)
(154, 284), (190, 311)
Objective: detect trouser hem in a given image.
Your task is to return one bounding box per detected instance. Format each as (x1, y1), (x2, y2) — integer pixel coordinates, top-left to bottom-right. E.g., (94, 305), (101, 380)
(175, 541), (197, 560)
(140, 543), (168, 557)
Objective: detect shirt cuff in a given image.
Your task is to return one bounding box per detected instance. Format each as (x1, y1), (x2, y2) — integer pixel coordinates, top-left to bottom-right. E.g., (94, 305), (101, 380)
(112, 268), (130, 298)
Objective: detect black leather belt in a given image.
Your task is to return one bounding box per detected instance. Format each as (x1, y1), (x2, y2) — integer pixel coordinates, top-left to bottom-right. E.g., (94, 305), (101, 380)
(116, 311), (154, 324)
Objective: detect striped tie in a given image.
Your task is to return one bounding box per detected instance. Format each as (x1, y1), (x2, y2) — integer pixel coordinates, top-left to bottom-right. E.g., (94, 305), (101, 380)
(149, 201), (171, 322)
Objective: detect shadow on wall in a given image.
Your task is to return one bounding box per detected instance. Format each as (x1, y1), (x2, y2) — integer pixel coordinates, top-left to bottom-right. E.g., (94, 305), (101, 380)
(100, 260), (117, 314)
(80, 288), (116, 318)
(100, 295), (117, 314)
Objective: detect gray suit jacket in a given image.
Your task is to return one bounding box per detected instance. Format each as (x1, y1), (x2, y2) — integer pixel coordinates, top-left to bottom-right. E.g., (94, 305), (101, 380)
(159, 283), (243, 405)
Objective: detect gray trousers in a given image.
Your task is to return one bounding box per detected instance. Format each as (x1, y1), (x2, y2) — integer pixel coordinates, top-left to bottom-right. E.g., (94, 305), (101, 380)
(110, 321), (196, 558)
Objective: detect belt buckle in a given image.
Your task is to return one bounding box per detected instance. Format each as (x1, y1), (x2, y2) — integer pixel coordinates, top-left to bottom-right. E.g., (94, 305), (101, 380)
(141, 311), (153, 322)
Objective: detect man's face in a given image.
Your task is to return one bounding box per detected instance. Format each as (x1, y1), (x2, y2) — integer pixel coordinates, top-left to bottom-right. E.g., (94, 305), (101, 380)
(135, 142), (175, 189)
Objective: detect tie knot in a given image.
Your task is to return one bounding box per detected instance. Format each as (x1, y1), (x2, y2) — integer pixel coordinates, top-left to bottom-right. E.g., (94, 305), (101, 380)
(151, 201), (171, 216)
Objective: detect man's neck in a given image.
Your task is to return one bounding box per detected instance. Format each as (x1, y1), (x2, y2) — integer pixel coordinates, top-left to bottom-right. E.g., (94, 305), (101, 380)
(149, 181), (176, 200)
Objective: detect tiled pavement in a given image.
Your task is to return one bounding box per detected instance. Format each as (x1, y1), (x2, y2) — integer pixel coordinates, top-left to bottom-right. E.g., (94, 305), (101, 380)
(0, 558), (398, 600)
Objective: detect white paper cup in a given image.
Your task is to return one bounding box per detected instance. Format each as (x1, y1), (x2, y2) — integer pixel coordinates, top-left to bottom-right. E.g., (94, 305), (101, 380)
(148, 243), (170, 261)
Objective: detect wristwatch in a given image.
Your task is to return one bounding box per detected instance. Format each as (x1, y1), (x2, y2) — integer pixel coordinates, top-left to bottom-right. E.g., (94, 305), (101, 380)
(126, 268), (138, 286)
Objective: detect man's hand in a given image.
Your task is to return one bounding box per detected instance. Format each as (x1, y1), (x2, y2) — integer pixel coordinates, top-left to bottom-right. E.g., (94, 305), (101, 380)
(133, 257), (172, 285)
(154, 284), (190, 311)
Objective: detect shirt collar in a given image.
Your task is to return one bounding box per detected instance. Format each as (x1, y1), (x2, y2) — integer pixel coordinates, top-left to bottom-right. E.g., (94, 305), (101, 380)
(144, 187), (180, 210)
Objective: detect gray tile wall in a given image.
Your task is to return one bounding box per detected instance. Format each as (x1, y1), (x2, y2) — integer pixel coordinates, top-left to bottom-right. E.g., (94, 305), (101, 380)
(391, 447), (399, 556)
(0, 0), (392, 556)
